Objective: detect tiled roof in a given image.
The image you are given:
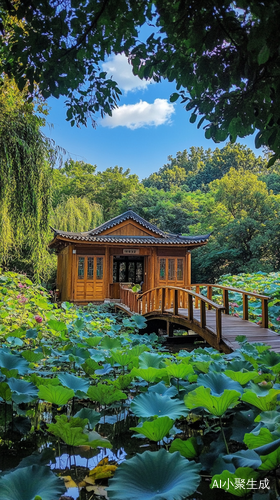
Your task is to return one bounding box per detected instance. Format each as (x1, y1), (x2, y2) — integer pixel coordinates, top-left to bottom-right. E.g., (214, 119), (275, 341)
(49, 231), (210, 245)
(85, 210), (175, 237)
(49, 210), (211, 246)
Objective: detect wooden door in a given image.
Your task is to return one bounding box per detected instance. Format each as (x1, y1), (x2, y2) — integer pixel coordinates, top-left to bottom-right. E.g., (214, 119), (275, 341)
(75, 256), (104, 301)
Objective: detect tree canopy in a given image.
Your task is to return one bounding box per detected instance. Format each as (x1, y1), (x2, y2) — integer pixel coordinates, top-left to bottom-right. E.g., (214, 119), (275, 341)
(1, 1), (280, 157)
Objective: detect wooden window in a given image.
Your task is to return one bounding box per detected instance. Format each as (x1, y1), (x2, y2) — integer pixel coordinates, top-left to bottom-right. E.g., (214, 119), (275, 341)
(78, 257), (85, 279)
(177, 259), (183, 280)
(168, 259), (175, 280)
(87, 257), (94, 279)
(96, 257), (103, 280)
(159, 259), (166, 280)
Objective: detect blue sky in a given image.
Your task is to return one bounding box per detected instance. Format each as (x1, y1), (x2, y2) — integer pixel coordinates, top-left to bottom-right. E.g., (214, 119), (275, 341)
(42, 54), (262, 180)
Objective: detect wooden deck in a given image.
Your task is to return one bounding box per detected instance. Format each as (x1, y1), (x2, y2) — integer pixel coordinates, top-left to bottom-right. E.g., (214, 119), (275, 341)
(117, 284), (280, 354)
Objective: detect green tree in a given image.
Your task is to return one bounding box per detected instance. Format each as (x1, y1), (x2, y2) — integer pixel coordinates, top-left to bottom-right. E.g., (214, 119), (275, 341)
(190, 169), (280, 282)
(51, 197), (103, 233)
(0, 77), (54, 281)
(118, 185), (200, 234)
(144, 143), (266, 192)
(2, 2), (280, 157)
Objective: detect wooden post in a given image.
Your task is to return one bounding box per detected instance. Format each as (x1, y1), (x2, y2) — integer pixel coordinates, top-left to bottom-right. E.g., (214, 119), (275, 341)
(262, 298), (269, 328)
(200, 300), (206, 329)
(167, 321), (174, 337)
(207, 286), (212, 310)
(186, 252), (191, 286)
(223, 289), (229, 314)
(216, 308), (222, 344)
(188, 293), (193, 321)
(161, 288), (165, 314)
(174, 289), (178, 316)
(243, 294), (248, 320)
(105, 246), (110, 298)
(195, 285), (199, 308)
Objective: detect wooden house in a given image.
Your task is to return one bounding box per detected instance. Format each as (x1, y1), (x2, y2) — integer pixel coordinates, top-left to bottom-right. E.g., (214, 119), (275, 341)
(49, 210), (210, 303)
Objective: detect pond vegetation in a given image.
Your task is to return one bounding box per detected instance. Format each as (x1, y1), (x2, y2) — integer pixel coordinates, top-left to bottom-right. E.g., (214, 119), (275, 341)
(1, 271), (280, 499)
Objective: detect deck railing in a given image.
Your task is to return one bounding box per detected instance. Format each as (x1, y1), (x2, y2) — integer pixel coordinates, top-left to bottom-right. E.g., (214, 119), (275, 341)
(120, 284), (226, 343)
(191, 284), (270, 328)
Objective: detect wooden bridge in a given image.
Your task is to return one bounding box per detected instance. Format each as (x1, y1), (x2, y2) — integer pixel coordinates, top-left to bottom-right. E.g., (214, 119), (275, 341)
(117, 284), (280, 354)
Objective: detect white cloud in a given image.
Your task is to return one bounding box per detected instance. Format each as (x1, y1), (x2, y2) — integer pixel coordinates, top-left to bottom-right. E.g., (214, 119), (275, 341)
(102, 54), (149, 92)
(101, 99), (175, 130)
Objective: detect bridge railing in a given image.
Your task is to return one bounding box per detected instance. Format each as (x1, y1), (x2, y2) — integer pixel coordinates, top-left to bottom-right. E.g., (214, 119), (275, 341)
(120, 285), (225, 343)
(190, 284), (270, 328)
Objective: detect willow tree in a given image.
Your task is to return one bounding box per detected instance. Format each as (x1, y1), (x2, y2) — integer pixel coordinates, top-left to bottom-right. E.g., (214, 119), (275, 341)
(50, 197), (103, 233)
(0, 77), (53, 281)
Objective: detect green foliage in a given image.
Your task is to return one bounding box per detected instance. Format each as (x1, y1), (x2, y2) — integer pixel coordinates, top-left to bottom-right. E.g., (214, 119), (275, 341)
(130, 416), (174, 442)
(130, 392), (188, 419)
(38, 385), (75, 406)
(184, 387), (240, 416)
(169, 437), (198, 459)
(51, 196), (103, 232)
(107, 449), (201, 500)
(211, 468), (259, 497)
(87, 383), (126, 405)
(0, 465), (66, 500)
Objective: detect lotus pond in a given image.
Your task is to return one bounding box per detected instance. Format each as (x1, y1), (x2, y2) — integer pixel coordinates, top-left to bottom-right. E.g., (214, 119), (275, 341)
(1, 271), (280, 500)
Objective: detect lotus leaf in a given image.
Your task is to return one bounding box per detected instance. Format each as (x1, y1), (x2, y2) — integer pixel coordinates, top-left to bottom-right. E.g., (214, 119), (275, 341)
(138, 352), (165, 369)
(22, 351), (44, 363)
(38, 385), (74, 405)
(111, 350), (137, 367)
(192, 360), (211, 373)
(259, 351), (280, 367)
(254, 410), (280, 431)
(223, 449), (262, 469)
(95, 363), (114, 375)
(87, 383), (126, 405)
(0, 464), (66, 500)
(130, 314), (147, 329)
(184, 387), (240, 416)
(131, 367), (167, 383)
(166, 363), (194, 380)
(131, 392), (188, 419)
(74, 408), (101, 429)
(29, 374), (60, 387)
(224, 370), (259, 385)
(86, 429), (112, 448)
(107, 449), (201, 500)
(241, 389), (280, 411)
(84, 336), (102, 347)
(169, 437), (198, 459)
(211, 467), (259, 497)
(130, 416), (174, 441)
(8, 378), (38, 404)
(197, 372), (243, 395)
(148, 381), (177, 398)
(227, 360), (255, 372)
(0, 351), (29, 375)
(113, 374), (133, 390)
(57, 372), (90, 395)
(245, 428), (280, 471)
(130, 344), (148, 357)
(0, 381), (12, 401)
(47, 319), (67, 332)
(47, 415), (89, 446)
(231, 409), (259, 442)
(100, 337), (122, 349)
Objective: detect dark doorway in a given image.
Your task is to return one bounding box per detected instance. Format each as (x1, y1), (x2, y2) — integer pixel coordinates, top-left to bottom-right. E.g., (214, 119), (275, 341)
(113, 256), (144, 284)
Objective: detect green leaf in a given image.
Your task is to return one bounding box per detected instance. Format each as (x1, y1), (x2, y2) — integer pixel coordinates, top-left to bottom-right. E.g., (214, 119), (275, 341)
(169, 437), (198, 459)
(107, 449), (201, 500)
(74, 408), (101, 429)
(100, 337), (122, 349)
(224, 370), (258, 385)
(211, 468), (259, 497)
(197, 372), (243, 395)
(241, 389), (280, 411)
(131, 367), (167, 383)
(0, 465), (66, 500)
(87, 383), (126, 405)
(170, 92), (179, 103)
(47, 319), (67, 332)
(84, 336), (102, 347)
(47, 415), (89, 446)
(184, 386), (240, 416)
(138, 352), (165, 369)
(38, 385), (74, 405)
(131, 392), (188, 419)
(8, 378), (38, 404)
(0, 351), (29, 375)
(223, 450), (262, 469)
(0, 382), (12, 401)
(57, 372), (90, 395)
(130, 416), (174, 441)
(22, 350), (44, 363)
(166, 363), (194, 380)
(258, 45), (270, 65)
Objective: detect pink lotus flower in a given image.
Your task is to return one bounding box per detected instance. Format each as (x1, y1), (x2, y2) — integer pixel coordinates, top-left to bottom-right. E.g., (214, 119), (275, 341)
(34, 315), (43, 323)
(277, 316), (280, 321)
(16, 294), (21, 299)
(18, 283), (24, 288)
